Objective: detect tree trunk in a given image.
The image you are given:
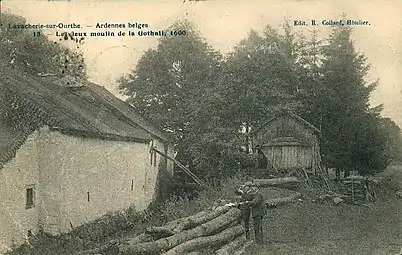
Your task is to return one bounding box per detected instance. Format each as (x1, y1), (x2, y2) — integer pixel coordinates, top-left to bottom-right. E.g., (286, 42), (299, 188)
(266, 192), (302, 207)
(254, 177), (299, 187)
(233, 240), (253, 255)
(75, 244), (118, 255)
(343, 169), (350, 178)
(119, 208), (242, 255)
(122, 233), (153, 245)
(161, 225), (244, 255)
(145, 227), (175, 238)
(335, 168), (341, 181)
(245, 122), (250, 154)
(164, 210), (209, 230)
(215, 235), (247, 255)
(165, 206), (231, 233)
(183, 252), (205, 255)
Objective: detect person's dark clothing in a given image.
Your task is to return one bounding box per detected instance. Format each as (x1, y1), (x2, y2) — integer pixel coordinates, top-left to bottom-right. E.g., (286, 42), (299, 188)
(248, 192), (265, 243)
(239, 190), (265, 244)
(249, 192), (264, 218)
(238, 195), (252, 239)
(253, 214), (263, 244)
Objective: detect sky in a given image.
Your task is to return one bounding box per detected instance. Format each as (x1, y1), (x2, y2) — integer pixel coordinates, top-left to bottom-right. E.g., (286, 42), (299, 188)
(2, 0), (402, 127)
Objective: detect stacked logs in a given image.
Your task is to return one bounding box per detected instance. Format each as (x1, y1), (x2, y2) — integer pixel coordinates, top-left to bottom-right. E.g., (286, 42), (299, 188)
(76, 178), (303, 255)
(253, 177), (299, 187)
(339, 176), (381, 204)
(76, 206), (250, 255)
(118, 206), (248, 255)
(118, 194), (300, 254)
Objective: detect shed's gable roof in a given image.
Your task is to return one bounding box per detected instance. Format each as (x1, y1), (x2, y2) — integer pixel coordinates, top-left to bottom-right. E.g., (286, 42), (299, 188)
(252, 110), (321, 136)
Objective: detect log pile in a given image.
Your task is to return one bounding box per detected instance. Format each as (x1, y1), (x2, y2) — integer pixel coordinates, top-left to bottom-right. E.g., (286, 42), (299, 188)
(314, 176), (384, 205)
(339, 176), (381, 204)
(75, 182), (304, 255)
(76, 206), (250, 255)
(266, 192), (302, 207)
(116, 192), (300, 254)
(215, 235), (246, 255)
(253, 177), (299, 187)
(118, 207), (244, 255)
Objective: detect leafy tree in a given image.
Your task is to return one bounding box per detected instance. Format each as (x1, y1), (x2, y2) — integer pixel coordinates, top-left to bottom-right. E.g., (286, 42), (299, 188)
(118, 20), (223, 173)
(379, 117), (402, 164)
(184, 21), (310, 178)
(222, 21), (307, 151)
(0, 12), (87, 81)
(317, 25), (387, 177)
(186, 86), (251, 179)
(298, 29), (325, 125)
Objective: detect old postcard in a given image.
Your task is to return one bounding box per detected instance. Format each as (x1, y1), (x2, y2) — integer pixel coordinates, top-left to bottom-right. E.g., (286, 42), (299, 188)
(0, 0), (401, 254)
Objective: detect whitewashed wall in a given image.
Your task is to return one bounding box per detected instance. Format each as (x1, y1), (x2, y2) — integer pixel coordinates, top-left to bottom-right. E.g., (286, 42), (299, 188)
(38, 128), (159, 233)
(0, 131), (40, 254)
(0, 127), (164, 253)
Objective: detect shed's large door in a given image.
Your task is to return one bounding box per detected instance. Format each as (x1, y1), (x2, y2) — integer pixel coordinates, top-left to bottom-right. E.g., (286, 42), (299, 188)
(261, 146), (313, 170)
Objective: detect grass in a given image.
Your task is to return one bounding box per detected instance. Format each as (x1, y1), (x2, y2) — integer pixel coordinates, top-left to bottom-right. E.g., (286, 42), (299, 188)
(248, 197), (402, 255)
(247, 166), (402, 255)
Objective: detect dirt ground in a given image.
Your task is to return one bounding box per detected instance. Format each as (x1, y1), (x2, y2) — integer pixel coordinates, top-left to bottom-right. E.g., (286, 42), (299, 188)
(246, 166), (402, 255)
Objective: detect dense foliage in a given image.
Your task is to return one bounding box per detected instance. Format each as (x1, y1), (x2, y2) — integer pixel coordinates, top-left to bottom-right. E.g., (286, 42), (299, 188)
(301, 26), (390, 176)
(119, 18), (402, 180)
(0, 12), (87, 81)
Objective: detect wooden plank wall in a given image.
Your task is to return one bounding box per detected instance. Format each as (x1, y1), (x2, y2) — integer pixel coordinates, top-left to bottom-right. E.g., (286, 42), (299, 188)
(262, 146), (313, 170)
(253, 114), (323, 173)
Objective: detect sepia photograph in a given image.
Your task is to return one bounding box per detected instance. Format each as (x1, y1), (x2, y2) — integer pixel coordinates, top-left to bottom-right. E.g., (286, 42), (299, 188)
(0, 0), (401, 254)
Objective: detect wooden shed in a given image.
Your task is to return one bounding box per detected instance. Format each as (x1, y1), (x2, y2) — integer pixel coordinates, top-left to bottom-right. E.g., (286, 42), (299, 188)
(251, 111), (322, 173)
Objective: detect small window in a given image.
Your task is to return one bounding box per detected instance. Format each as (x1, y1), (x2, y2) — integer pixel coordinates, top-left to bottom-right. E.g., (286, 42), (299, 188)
(26, 186), (35, 209)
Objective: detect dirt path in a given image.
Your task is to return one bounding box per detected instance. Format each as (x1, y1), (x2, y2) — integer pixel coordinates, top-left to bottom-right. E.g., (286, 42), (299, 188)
(246, 166), (402, 255)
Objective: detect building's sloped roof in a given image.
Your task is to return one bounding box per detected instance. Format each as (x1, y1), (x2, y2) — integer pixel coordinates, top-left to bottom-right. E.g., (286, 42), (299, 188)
(0, 126), (27, 167)
(2, 70), (153, 142)
(86, 82), (172, 142)
(0, 66), (172, 166)
(252, 110), (321, 136)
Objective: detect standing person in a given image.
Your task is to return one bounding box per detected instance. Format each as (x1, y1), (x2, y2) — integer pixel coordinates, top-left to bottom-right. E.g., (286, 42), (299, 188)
(235, 182), (253, 240)
(246, 183), (265, 244)
(235, 182), (265, 244)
